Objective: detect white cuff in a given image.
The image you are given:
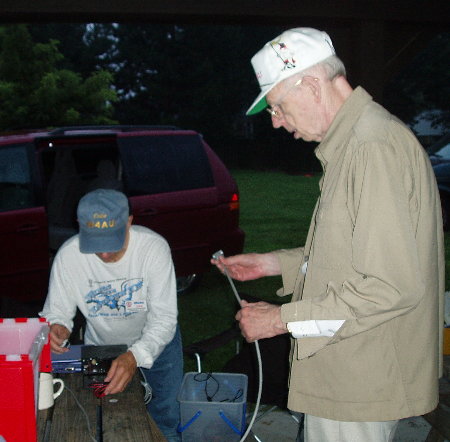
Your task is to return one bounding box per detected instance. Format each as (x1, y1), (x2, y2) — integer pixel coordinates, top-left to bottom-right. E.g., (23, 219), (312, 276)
(287, 320), (345, 338)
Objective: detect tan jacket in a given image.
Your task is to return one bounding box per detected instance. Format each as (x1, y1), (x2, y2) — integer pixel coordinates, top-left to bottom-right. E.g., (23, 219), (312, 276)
(277, 87), (445, 421)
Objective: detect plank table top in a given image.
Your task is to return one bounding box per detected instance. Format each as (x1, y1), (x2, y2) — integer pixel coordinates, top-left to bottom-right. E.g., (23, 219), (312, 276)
(37, 372), (166, 442)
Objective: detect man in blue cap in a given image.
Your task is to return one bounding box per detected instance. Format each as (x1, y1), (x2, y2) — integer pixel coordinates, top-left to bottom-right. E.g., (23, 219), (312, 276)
(41, 188), (183, 442)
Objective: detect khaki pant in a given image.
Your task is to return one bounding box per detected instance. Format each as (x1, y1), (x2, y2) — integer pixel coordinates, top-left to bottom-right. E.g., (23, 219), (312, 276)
(303, 414), (399, 442)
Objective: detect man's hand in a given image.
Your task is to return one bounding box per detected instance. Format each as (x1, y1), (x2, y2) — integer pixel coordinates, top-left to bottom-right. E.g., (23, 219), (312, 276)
(49, 324), (71, 354)
(236, 300), (288, 342)
(103, 351), (137, 395)
(211, 252), (281, 281)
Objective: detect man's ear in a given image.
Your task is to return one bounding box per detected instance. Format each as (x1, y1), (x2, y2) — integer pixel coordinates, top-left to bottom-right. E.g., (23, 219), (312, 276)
(304, 76), (320, 102)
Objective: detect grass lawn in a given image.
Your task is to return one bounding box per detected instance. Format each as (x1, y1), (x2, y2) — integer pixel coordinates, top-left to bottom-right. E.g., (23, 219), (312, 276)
(178, 169), (450, 373)
(178, 170), (321, 372)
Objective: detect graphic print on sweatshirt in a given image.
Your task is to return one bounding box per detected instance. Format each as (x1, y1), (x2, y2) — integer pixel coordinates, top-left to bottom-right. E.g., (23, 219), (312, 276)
(85, 277), (146, 318)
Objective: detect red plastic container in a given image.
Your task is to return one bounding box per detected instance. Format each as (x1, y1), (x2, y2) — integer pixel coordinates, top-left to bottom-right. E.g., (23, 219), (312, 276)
(0, 318), (51, 442)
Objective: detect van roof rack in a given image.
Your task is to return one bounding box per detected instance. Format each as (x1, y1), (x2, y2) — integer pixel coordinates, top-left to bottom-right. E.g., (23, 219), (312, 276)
(48, 125), (180, 136)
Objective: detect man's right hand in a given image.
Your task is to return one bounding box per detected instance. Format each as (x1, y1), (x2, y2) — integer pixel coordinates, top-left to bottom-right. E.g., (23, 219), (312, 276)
(210, 252), (281, 281)
(49, 323), (71, 354)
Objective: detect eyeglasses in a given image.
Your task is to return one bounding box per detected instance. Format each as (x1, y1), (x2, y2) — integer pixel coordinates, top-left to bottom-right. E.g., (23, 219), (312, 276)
(266, 77), (303, 120)
(266, 76), (318, 120)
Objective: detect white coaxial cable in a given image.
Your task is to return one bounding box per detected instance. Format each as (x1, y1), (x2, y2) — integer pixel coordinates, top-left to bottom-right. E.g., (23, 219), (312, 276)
(212, 250), (263, 442)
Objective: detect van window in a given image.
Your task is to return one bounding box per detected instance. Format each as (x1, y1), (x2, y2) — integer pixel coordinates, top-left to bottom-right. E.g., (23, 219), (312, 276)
(118, 134), (214, 196)
(40, 140), (119, 186)
(0, 144), (35, 211)
(41, 142), (121, 231)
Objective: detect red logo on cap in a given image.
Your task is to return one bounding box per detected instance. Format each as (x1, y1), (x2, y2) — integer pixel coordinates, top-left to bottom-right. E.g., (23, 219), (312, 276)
(270, 41), (296, 70)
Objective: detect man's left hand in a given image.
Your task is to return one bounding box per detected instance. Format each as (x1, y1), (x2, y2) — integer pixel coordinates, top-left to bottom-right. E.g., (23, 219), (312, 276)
(236, 300), (288, 342)
(103, 351), (137, 395)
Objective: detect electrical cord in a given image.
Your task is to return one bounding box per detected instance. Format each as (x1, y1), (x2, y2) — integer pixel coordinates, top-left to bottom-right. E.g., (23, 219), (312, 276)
(139, 367), (153, 405)
(193, 372), (244, 403)
(194, 372), (220, 402)
(65, 385), (97, 442)
(65, 376), (152, 442)
(212, 250), (263, 442)
(88, 382), (108, 398)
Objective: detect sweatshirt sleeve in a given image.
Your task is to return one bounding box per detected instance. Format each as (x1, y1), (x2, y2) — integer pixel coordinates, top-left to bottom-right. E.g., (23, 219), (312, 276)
(39, 250), (78, 332)
(128, 238), (178, 369)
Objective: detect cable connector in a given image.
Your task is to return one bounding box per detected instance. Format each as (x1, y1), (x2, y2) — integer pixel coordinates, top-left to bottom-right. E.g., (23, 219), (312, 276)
(212, 250), (242, 305)
(212, 250), (224, 260)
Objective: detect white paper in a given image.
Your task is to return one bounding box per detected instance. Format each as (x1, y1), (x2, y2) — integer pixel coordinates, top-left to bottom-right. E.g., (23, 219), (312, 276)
(287, 319), (345, 338)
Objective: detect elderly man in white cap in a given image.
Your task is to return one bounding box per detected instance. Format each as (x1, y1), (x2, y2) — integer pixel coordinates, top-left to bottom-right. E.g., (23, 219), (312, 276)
(41, 188), (183, 442)
(212, 28), (444, 441)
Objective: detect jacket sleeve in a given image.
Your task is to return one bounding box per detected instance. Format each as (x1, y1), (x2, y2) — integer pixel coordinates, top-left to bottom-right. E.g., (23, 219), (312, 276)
(274, 247), (305, 297)
(281, 140), (427, 357)
(128, 238), (178, 369)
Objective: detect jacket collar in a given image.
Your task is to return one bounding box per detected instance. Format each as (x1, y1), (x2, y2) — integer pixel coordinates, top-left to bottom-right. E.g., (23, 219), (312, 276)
(315, 86), (373, 168)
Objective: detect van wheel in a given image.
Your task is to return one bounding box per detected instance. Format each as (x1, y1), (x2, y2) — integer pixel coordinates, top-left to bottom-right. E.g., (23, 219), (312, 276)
(176, 274), (201, 295)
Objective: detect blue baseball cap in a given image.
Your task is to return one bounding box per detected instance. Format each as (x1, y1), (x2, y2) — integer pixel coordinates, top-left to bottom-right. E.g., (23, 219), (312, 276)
(77, 189), (129, 253)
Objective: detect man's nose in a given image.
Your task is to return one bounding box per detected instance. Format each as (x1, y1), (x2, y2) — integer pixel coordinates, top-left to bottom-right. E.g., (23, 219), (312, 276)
(271, 116), (285, 129)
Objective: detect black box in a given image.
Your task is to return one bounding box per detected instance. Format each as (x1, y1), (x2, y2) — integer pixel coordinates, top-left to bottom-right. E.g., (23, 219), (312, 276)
(81, 344), (127, 388)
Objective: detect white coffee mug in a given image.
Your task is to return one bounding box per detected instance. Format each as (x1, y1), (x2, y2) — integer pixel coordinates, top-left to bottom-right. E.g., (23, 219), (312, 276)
(38, 372), (65, 410)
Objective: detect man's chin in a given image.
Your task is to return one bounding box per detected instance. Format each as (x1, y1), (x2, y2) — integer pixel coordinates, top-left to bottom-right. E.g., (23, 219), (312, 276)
(295, 132), (321, 143)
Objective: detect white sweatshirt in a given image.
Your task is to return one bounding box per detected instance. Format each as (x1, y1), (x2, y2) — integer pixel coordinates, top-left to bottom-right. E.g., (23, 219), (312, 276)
(40, 225), (178, 369)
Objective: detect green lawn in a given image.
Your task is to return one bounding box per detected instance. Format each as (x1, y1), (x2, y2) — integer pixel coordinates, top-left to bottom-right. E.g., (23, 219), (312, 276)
(178, 170), (321, 372)
(178, 169), (449, 373)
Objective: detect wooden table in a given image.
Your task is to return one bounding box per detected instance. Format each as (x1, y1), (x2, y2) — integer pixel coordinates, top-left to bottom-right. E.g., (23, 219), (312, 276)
(37, 372), (167, 442)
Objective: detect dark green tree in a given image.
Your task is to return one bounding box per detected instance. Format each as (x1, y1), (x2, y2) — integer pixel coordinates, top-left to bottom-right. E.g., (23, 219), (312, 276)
(78, 23), (283, 157)
(0, 24), (117, 131)
(22, 24), (447, 171)
(384, 32), (450, 132)
(29, 24), (93, 75)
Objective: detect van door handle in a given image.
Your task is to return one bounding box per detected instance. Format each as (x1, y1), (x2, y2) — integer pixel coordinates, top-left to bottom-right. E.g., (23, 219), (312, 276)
(17, 224), (40, 233)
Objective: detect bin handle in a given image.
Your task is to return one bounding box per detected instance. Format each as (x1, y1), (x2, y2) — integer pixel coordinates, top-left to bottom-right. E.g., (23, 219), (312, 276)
(177, 410), (202, 433)
(219, 410), (244, 436)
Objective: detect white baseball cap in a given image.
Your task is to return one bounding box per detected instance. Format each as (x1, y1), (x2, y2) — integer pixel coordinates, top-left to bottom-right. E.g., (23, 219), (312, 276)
(246, 28), (335, 115)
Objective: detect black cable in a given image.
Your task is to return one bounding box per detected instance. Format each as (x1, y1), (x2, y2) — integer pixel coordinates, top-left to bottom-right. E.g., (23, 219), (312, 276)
(221, 388), (243, 403)
(194, 372), (220, 402)
(193, 372), (243, 403)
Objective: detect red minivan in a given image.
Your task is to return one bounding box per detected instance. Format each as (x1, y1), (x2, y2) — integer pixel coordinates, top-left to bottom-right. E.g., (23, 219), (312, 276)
(0, 125), (245, 307)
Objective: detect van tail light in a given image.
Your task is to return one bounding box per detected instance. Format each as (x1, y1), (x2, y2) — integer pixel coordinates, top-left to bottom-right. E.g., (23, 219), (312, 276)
(228, 193), (240, 211)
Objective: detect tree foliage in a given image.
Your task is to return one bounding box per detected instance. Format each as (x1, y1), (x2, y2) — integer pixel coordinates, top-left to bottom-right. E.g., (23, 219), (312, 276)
(0, 25), (117, 130)
(384, 32), (450, 132)
(0, 23), (447, 170)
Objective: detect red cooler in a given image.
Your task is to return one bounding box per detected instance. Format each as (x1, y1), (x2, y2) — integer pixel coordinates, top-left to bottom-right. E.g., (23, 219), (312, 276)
(0, 318), (51, 441)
